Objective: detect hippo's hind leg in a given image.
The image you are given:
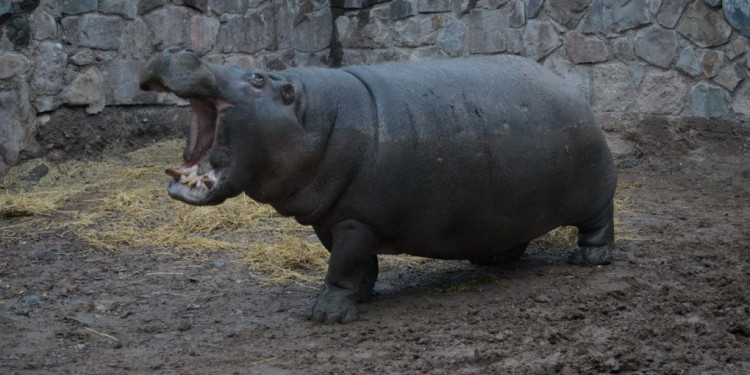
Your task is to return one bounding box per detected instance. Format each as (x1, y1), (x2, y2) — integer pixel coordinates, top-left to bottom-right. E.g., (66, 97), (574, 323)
(308, 221), (379, 324)
(569, 199), (614, 266)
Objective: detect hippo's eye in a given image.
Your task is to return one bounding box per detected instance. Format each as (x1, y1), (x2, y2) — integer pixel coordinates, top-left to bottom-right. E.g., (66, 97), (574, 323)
(248, 73), (265, 88)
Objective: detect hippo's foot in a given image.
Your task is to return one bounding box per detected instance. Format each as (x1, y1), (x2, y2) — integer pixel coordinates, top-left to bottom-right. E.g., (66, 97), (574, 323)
(307, 284), (359, 324)
(568, 245), (612, 266)
(571, 199), (614, 266)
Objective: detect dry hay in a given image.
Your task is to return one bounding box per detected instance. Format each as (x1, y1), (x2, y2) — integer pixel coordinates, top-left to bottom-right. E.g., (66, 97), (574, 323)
(0, 190), (64, 218)
(533, 226), (578, 247)
(1, 141), (642, 285)
(1, 140), (327, 284)
(245, 235), (330, 286)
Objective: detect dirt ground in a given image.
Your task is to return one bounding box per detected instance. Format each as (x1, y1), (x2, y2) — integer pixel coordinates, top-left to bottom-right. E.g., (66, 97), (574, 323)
(1, 118), (749, 374)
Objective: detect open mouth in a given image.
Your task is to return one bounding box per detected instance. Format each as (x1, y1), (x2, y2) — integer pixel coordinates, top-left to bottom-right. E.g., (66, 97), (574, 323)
(162, 98), (231, 203)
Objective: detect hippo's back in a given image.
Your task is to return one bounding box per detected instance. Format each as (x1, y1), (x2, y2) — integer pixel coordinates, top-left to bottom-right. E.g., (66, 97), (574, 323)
(342, 55), (592, 139)
(332, 55), (616, 260)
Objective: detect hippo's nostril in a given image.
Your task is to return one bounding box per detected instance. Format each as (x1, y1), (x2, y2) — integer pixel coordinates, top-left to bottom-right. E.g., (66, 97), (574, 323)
(185, 48), (198, 54)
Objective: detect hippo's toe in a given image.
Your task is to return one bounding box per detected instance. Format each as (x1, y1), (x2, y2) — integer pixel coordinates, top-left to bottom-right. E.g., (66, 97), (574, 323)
(307, 284), (359, 324)
(568, 245), (612, 266)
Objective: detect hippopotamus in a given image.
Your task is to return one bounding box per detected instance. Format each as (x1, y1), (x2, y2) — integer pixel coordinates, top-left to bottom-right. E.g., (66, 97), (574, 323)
(139, 47), (617, 324)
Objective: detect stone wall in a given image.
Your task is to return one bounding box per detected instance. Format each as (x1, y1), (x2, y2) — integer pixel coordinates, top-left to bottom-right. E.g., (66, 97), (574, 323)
(0, 0), (332, 177)
(1, 0), (749, 177)
(332, 0), (750, 154)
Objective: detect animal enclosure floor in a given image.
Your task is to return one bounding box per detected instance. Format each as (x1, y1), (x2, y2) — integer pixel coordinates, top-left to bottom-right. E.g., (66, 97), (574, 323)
(1, 151), (749, 374)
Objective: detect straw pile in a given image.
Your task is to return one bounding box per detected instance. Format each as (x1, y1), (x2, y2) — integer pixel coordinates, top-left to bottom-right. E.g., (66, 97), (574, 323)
(1, 140), (328, 283)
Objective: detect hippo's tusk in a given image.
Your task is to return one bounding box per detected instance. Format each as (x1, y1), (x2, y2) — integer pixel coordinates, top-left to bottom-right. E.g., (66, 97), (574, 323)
(165, 168), (183, 180)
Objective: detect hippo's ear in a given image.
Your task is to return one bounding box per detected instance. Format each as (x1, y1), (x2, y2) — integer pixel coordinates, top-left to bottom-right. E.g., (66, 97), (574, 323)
(281, 83), (295, 105)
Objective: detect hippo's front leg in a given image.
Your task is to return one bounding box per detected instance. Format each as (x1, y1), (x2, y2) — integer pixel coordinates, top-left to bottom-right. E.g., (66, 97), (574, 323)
(308, 220), (379, 324)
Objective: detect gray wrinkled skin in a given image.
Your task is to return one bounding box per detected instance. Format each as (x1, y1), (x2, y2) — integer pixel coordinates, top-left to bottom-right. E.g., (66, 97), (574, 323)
(140, 48), (617, 324)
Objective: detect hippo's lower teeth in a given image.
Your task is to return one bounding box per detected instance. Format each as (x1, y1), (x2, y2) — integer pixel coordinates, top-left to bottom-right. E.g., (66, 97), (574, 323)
(173, 170), (215, 189)
(181, 173), (196, 185)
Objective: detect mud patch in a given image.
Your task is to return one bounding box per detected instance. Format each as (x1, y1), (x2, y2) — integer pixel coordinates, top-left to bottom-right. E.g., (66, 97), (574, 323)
(615, 116), (750, 189)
